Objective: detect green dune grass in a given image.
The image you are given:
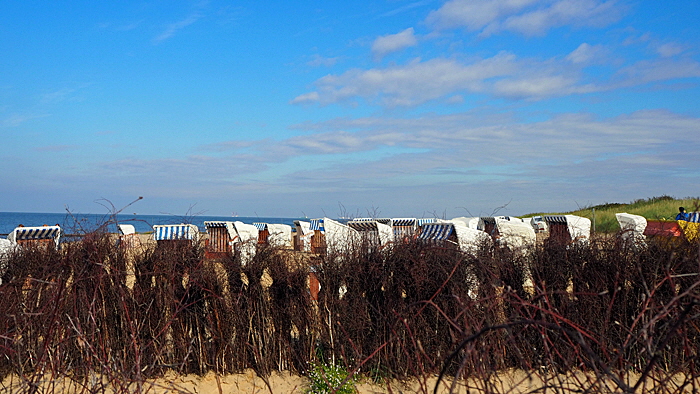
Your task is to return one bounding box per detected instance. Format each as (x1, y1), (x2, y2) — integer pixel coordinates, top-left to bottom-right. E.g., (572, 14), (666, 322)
(523, 195), (700, 234)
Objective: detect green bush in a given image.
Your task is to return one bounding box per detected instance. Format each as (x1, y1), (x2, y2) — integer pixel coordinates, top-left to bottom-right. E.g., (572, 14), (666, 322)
(306, 362), (357, 394)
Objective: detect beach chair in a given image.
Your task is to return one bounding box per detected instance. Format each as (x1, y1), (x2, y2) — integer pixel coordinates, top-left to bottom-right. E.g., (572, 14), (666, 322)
(266, 223), (293, 248)
(418, 222), (491, 253)
(203, 221), (258, 264)
(0, 238), (13, 283)
(153, 224), (199, 244)
(117, 223), (142, 249)
(418, 222), (459, 248)
(294, 220), (313, 252)
(347, 219), (394, 249)
(253, 223), (269, 244)
(543, 215), (591, 245)
(204, 221), (236, 257)
(390, 218), (418, 242)
(7, 224), (62, 249)
(309, 218), (360, 256)
(615, 213), (647, 247)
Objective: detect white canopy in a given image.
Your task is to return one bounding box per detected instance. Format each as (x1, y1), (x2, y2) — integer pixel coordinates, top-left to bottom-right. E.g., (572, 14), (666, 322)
(118, 224), (136, 236)
(231, 221), (259, 264)
(564, 215), (591, 242)
(376, 222), (394, 246)
(267, 223), (292, 248)
(319, 218), (361, 254)
(0, 238), (12, 284)
(449, 217), (480, 229)
(294, 220), (313, 252)
(494, 218), (536, 250)
(453, 224), (492, 253)
(615, 213), (647, 246)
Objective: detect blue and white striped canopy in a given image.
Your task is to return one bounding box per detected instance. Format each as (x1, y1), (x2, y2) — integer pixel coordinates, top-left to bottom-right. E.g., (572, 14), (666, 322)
(417, 218), (436, 226)
(544, 215), (567, 224)
(391, 218), (416, 227)
(153, 224), (198, 241)
(11, 225), (61, 241)
(204, 221), (228, 228)
(418, 223), (454, 241)
(253, 222), (267, 231)
(309, 219), (325, 231)
(347, 220), (378, 231)
(353, 217), (391, 224)
(688, 212), (700, 223)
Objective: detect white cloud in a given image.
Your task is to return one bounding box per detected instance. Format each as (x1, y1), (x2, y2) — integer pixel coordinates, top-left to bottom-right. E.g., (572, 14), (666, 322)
(654, 42), (686, 58)
(426, 0), (537, 31)
(291, 52), (606, 105)
(290, 91), (321, 105)
(293, 39), (700, 106)
(153, 13), (202, 43)
(616, 58), (700, 86)
(102, 109), (700, 183)
(566, 43), (605, 64)
(307, 54), (340, 67)
(12, 109), (700, 217)
(427, 0), (624, 37)
(1, 113), (46, 127)
(39, 87), (79, 105)
(371, 28), (418, 60)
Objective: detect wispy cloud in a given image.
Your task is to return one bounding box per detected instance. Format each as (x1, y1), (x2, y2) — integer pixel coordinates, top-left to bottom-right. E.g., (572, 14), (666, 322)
(565, 43), (607, 64)
(371, 28), (418, 60)
(96, 109), (700, 183)
(1, 113), (47, 127)
(307, 54), (340, 67)
(426, 0), (625, 37)
(654, 42), (686, 58)
(39, 87), (78, 105)
(293, 41), (700, 106)
(13, 108), (699, 216)
(380, 0), (435, 18)
(153, 13), (203, 43)
(615, 58), (700, 86)
(35, 145), (79, 152)
(291, 52), (598, 106)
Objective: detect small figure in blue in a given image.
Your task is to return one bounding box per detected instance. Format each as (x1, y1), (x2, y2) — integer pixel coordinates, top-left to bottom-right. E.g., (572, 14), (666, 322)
(676, 207), (689, 221)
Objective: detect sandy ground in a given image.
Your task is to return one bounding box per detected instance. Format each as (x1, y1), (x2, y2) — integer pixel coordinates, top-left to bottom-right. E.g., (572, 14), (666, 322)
(0, 370), (529, 394)
(4, 369), (692, 394)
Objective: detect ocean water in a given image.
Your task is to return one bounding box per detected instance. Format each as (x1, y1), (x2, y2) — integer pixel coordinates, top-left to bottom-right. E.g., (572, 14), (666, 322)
(0, 212), (303, 236)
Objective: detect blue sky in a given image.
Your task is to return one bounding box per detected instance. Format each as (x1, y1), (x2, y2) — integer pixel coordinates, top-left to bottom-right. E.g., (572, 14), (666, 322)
(1, 0), (699, 218)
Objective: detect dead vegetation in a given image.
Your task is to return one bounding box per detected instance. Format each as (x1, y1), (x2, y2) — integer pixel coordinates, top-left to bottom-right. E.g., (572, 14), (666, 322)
(0, 227), (699, 393)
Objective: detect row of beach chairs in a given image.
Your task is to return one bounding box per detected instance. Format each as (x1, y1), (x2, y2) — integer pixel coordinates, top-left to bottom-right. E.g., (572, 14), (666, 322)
(2, 211), (697, 258)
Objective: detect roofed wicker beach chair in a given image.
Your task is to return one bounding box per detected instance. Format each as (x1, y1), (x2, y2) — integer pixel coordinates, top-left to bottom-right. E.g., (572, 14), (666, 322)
(293, 220), (313, 252)
(309, 218), (361, 256)
(347, 219), (394, 250)
(254, 222), (293, 248)
(204, 221), (236, 258)
(203, 221), (258, 263)
(152, 223), (199, 244)
(7, 224), (62, 249)
(117, 223), (142, 249)
(615, 213), (647, 248)
(543, 215), (591, 245)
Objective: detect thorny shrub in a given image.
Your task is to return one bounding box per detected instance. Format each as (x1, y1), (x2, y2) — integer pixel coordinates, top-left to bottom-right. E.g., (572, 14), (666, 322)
(0, 228), (698, 393)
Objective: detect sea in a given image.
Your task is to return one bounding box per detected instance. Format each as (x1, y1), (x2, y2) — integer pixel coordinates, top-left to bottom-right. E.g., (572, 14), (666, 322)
(0, 211), (304, 236)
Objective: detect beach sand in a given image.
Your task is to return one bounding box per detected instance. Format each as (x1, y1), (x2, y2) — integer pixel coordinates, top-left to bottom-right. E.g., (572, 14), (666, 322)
(2, 368), (695, 393)
(0, 370), (505, 393)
